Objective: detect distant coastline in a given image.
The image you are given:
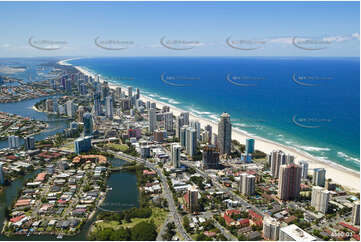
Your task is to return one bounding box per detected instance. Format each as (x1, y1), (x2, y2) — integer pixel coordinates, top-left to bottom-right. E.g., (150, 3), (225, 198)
(59, 58), (360, 192)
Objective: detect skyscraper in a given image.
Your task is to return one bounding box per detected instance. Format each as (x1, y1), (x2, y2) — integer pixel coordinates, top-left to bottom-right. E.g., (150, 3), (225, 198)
(311, 186), (330, 214)
(148, 108), (157, 133)
(278, 164), (302, 200)
(74, 136), (92, 154)
(269, 150), (287, 178)
(313, 168), (326, 187)
(164, 112), (173, 132)
(217, 112), (232, 155)
(105, 96), (113, 119)
(184, 186), (198, 213)
(202, 145), (219, 169)
(205, 125), (212, 144)
(128, 86), (133, 98)
(352, 201), (360, 225)
(263, 216), (280, 241)
(175, 116), (183, 138)
(171, 143), (181, 168)
(245, 138), (255, 154)
(186, 127), (197, 157)
(191, 120), (201, 141)
(8, 135), (19, 149)
(180, 112), (189, 126)
(136, 88), (140, 99)
(180, 125), (188, 148)
(93, 93), (102, 116)
(24, 136), (35, 151)
(66, 100), (75, 117)
(298, 160), (309, 179)
(239, 173), (255, 196)
(83, 112), (93, 137)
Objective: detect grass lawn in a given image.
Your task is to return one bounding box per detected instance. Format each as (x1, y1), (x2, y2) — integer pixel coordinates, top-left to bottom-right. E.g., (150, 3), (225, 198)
(121, 207), (168, 232)
(94, 207), (168, 233)
(106, 143), (129, 152)
(61, 141), (75, 152)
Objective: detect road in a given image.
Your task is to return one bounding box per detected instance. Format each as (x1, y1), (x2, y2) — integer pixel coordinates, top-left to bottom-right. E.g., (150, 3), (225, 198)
(108, 150), (192, 241)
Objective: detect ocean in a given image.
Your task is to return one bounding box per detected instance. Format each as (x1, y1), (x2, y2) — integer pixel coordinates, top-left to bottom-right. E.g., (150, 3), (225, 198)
(69, 57), (360, 172)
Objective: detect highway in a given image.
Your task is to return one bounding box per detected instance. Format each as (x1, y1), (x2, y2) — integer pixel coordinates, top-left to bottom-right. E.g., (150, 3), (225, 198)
(108, 150), (192, 241)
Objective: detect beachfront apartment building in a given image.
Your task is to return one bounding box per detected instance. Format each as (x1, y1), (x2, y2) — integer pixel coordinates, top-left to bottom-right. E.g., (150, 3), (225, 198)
(278, 164), (302, 201)
(311, 186), (330, 214)
(313, 168), (326, 187)
(217, 112), (232, 155)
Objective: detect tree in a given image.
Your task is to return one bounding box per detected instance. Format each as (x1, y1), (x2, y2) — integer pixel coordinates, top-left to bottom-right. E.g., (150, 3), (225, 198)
(183, 216), (191, 232)
(130, 221), (157, 241)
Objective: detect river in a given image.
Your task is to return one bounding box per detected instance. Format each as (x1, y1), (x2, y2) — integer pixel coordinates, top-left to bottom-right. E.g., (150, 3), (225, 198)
(0, 98), (139, 240)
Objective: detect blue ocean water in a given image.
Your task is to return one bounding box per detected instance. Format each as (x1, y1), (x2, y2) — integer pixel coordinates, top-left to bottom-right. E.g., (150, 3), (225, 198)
(69, 57), (360, 172)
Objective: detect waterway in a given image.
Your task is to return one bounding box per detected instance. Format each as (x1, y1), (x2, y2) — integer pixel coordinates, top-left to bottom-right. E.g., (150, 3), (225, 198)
(0, 98), (139, 240)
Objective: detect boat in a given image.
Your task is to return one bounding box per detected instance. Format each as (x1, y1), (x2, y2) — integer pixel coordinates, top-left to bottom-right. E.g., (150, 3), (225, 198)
(106, 186), (112, 191)
(57, 234), (63, 239)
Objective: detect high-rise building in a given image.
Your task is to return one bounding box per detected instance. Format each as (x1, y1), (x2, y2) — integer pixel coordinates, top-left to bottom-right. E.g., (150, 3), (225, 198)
(191, 120), (201, 141)
(217, 112), (232, 155)
(164, 112), (173, 132)
(24, 136), (35, 151)
(279, 224), (316, 241)
(245, 138), (255, 154)
(83, 112), (93, 137)
(105, 96), (113, 119)
(0, 162), (4, 185)
(116, 87), (122, 99)
(313, 168), (326, 187)
(180, 125), (188, 147)
(298, 160), (309, 179)
(136, 88), (140, 99)
(128, 86), (133, 98)
(80, 83), (88, 95)
(148, 108), (157, 133)
(186, 127), (197, 157)
(153, 130), (164, 143)
(184, 186), (198, 213)
(175, 116), (183, 138)
(352, 201), (360, 225)
(8, 135), (19, 149)
(239, 173), (255, 196)
(45, 99), (54, 112)
(180, 112), (189, 126)
(211, 133), (217, 146)
(269, 150), (287, 178)
(93, 93), (102, 116)
(263, 216), (280, 241)
(205, 125), (212, 144)
(74, 136), (92, 154)
(202, 145), (219, 169)
(311, 186), (330, 214)
(66, 100), (75, 117)
(171, 143), (181, 168)
(278, 164), (302, 200)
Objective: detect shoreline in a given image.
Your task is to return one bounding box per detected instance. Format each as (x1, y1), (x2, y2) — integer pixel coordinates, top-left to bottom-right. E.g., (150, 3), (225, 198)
(61, 59), (360, 193)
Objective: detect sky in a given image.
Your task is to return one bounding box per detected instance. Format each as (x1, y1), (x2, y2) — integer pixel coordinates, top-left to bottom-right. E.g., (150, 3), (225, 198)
(0, 1), (359, 57)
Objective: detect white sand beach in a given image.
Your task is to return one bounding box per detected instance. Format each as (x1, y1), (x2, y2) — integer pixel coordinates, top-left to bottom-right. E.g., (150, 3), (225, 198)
(60, 60), (360, 193)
